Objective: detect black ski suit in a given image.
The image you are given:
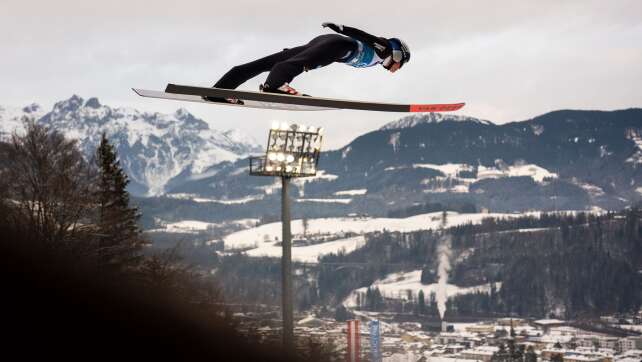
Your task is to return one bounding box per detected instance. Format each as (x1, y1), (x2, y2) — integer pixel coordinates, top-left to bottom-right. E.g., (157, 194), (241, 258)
(213, 25), (394, 90)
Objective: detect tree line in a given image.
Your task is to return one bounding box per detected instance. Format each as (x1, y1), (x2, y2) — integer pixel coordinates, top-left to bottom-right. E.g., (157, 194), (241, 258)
(312, 209), (642, 318)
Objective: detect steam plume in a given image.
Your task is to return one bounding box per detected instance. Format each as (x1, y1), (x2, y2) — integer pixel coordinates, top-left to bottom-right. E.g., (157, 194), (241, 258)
(436, 235), (452, 320)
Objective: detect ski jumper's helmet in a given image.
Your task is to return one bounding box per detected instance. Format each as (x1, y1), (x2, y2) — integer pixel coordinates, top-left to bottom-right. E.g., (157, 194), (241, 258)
(383, 38), (411, 69)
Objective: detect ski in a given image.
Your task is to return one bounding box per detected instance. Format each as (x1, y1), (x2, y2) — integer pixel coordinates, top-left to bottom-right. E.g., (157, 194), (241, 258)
(131, 88), (331, 111)
(134, 84), (465, 113)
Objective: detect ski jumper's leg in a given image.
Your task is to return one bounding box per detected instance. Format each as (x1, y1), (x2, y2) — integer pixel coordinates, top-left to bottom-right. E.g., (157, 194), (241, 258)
(264, 34), (356, 88)
(213, 45), (308, 89)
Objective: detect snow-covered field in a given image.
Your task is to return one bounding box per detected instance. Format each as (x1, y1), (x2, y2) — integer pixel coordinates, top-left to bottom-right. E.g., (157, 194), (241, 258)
(334, 189), (368, 196)
(343, 270), (500, 307)
(387, 162), (558, 194)
(295, 198), (352, 204)
(166, 193), (265, 204)
(245, 235), (366, 263)
(217, 211), (527, 265)
(151, 218), (259, 234)
(220, 211), (516, 251)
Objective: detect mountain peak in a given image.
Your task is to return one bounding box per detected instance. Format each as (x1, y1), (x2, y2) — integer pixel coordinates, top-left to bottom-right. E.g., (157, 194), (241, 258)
(84, 97), (101, 109)
(22, 103), (41, 114)
(174, 108), (208, 130)
(53, 95), (84, 113)
(380, 113), (493, 131)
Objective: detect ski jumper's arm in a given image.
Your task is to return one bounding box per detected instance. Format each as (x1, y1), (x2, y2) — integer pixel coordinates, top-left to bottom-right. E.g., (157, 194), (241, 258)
(322, 23), (392, 59)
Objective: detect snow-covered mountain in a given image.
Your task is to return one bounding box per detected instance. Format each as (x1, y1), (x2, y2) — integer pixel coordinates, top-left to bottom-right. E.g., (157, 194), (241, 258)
(0, 103), (46, 140)
(380, 113), (492, 130)
(0, 95), (262, 196)
(151, 108), (642, 228)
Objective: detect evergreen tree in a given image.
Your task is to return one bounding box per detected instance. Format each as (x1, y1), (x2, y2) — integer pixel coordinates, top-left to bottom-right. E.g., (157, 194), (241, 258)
(334, 305), (350, 322)
(524, 346), (537, 362)
(429, 291), (438, 316)
(508, 339), (516, 359)
(366, 287), (373, 310)
(95, 133), (144, 269)
(491, 343), (511, 362)
(418, 290), (426, 315)
(507, 339), (524, 362)
(371, 287), (384, 311)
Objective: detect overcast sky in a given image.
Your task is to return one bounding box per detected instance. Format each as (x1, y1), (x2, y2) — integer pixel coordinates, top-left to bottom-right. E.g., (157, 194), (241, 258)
(2, 0), (642, 149)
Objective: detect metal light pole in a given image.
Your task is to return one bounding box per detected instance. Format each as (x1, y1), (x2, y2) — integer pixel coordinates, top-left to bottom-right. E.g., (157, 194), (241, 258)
(250, 122), (324, 351)
(281, 175), (293, 349)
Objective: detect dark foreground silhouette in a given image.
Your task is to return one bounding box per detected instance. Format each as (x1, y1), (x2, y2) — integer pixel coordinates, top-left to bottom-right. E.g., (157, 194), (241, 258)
(0, 220), (321, 361)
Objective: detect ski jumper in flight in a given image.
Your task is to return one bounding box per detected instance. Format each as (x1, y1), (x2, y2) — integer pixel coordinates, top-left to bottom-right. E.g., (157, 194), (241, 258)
(205, 22), (410, 103)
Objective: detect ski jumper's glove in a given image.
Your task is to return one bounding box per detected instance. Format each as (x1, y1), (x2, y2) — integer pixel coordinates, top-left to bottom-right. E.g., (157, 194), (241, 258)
(322, 22), (344, 33)
(321, 23), (391, 60)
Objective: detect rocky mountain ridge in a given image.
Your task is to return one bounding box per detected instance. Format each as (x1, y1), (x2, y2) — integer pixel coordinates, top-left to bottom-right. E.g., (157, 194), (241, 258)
(0, 95), (262, 196)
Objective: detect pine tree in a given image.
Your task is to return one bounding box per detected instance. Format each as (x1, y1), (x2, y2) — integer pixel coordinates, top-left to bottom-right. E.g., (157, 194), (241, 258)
(510, 319), (516, 338)
(491, 343), (511, 362)
(429, 291), (438, 316)
(418, 290), (426, 315)
(366, 287), (373, 310)
(95, 133), (144, 269)
(524, 346), (537, 362)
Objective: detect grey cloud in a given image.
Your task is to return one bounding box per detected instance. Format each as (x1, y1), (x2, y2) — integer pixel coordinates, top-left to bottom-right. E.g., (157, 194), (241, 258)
(2, 0), (642, 149)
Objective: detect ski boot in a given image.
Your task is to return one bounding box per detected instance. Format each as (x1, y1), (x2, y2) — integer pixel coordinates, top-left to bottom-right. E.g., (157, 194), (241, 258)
(260, 83), (310, 97)
(202, 94), (244, 105)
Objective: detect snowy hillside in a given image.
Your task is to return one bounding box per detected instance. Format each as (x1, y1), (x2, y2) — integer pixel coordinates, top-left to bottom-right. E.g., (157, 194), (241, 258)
(0, 96), (262, 196)
(217, 211), (517, 260)
(342, 270), (499, 307)
(163, 108), (642, 218)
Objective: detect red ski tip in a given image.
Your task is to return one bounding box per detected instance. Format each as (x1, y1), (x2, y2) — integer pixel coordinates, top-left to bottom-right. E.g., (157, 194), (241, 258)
(409, 103), (465, 113)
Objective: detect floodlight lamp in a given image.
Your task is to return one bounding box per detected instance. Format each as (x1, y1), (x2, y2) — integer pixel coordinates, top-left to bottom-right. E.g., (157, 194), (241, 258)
(266, 165), (273, 172)
(268, 152), (277, 161)
(286, 154), (295, 163)
(318, 127), (324, 135)
(276, 166), (282, 171)
(280, 122), (289, 131)
(308, 126), (316, 133)
(286, 165), (292, 172)
(277, 153), (285, 162)
(271, 121), (280, 130)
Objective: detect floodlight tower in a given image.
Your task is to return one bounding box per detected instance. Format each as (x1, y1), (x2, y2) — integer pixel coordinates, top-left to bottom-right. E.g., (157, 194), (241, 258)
(249, 121), (324, 351)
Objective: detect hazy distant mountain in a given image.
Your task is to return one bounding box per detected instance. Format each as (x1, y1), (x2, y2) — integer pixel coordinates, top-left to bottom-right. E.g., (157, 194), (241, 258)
(0, 95), (262, 196)
(149, 108), (642, 226)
